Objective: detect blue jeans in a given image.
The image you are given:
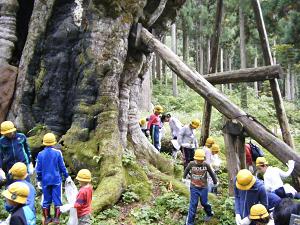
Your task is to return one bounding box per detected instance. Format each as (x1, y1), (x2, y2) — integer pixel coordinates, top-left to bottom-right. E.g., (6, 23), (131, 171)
(186, 186), (212, 225)
(183, 148), (195, 168)
(151, 125), (160, 151)
(42, 184), (62, 208)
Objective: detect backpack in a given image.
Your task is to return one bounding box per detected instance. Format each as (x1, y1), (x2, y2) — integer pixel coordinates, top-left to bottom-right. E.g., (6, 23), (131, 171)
(249, 142), (264, 162)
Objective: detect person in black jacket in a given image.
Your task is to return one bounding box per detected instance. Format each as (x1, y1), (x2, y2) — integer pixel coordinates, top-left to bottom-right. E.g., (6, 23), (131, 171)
(2, 181), (36, 225)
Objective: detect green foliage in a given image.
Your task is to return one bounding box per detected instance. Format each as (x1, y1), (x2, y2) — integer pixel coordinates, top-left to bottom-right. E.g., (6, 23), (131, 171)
(131, 191), (188, 225)
(122, 187), (140, 204)
(122, 150), (136, 166)
(95, 206), (120, 220)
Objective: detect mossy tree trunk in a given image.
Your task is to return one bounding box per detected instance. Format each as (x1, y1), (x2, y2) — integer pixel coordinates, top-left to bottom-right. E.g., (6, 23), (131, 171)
(6, 0), (187, 212)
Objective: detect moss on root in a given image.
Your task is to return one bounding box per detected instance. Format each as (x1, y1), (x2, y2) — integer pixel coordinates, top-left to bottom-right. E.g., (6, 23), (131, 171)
(124, 161), (152, 201)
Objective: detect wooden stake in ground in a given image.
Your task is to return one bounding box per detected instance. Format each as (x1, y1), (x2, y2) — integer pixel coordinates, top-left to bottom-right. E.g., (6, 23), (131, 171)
(200, 0), (224, 146)
(251, 0), (294, 149)
(140, 28), (300, 175)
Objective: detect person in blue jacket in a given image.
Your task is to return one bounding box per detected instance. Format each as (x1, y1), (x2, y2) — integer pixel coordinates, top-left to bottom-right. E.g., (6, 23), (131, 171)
(36, 133), (71, 225)
(8, 162), (36, 213)
(2, 181), (36, 225)
(0, 121), (33, 181)
(234, 169), (268, 225)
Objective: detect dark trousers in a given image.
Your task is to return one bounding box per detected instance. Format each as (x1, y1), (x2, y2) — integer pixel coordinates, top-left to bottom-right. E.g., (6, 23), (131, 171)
(183, 147), (195, 168)
(275, 187), (294, 198)
(186, 186), (212, 225)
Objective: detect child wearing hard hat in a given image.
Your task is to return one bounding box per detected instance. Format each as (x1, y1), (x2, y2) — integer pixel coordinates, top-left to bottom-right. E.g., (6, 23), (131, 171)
(0, 121), (33, 183)
(147, 105), (164, 151)
(36, 133), (72, 224)
(183, 148), (218, 224)
(239, 204), (274, 225)
(203, 137), (215, 164)
(8, 162), (36, 213)
(234, 169), (268, 225)
(2, 181), (36, 225)
(139, 118), (150, 138)
(178, 119), (200, 168)
(256, 157), (299, 199)
(74, 169), (93, 225)
(207, 144), (222, 194)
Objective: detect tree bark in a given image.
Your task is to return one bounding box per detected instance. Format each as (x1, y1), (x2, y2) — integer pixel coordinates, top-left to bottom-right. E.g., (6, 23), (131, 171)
(141, 28), (300, 175)
(7, 0), (187, 212)
(286, 64), (291, 100)
(239, 3), (248, 109)
(0, 0), (19, 65)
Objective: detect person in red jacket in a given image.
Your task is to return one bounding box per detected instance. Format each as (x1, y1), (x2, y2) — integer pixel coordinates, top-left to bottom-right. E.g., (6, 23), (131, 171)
(147, 105), (163, 151)
(74, 169), (93, 225)
(245, 143), (254, 172)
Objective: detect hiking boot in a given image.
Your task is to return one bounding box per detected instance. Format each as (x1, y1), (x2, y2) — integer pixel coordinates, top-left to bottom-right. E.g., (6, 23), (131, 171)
(42, 208), (52, 225)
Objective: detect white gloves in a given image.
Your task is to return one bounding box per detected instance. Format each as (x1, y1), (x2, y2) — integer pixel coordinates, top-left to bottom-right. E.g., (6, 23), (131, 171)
(287, 160), (295, 170)
(240, 217), (251, 225)
(235, 214), (242, 225)
(0, 169), (6, 181)
(60, 204), (73, 213)
(28, 163), (34, 175)
(37, 182), (42, 190)
(66, 176), (72, 184)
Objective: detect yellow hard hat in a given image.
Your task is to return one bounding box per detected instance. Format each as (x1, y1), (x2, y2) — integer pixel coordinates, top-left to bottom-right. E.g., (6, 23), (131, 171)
(205, 137), (215, 146)
(43, 133), (57, 146)
(256, 157), (268, 167)
(0, 121), (16, 135)
(2, 182), (29, 204)
(191, 119), (201, 129)
(211, 144), (220, 153)
(236, 169), (256, 190)
(154, 105), (164, 113)
(139, 118), (146, 126)
(249, 204), (269, 220)
(9, 162), (28, 180)
(76, 169), (92, 182)
(194, 148), (205, 160)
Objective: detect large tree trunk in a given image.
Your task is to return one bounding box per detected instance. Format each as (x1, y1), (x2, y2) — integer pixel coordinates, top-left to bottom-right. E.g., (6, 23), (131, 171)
(6, 0), (187, 212)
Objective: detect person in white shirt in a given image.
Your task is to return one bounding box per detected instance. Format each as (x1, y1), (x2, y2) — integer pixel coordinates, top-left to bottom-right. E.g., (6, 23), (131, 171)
(177, 119), (200, 168)
(207, 144), (222, 193)
(203, 137), (215, 164)
(256, 157), (299, 199)
(161, 114), (183, 159)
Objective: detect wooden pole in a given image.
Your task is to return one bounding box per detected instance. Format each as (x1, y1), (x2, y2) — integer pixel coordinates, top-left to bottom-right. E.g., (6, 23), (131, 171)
(140, 28), (300, 175)
(252, 0), (294, 149)
(223, 125), (240, 195)
(200, 0), (224, 146)
(203, 65), (283, 84)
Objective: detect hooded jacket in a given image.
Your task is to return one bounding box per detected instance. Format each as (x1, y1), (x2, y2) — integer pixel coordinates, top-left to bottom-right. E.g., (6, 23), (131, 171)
(0, 133), (31, 174)
(234, 178), (268, 219)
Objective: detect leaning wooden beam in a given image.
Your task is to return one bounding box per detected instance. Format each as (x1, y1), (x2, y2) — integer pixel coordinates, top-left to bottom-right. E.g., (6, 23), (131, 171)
(203, 65), (283, 84)
(140, 28), (300, 175)
(200, 0), (224, 146)
(252, 0), (295, 149)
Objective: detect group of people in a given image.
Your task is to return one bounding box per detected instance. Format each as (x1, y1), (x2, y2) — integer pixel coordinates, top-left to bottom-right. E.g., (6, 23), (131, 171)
(0, 121), (93, 225)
